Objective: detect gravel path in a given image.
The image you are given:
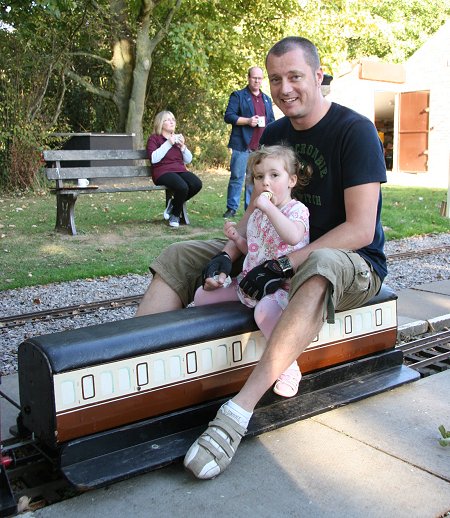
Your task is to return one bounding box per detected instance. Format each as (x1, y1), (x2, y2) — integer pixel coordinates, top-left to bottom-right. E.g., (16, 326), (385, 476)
(1, 233), (450, 376)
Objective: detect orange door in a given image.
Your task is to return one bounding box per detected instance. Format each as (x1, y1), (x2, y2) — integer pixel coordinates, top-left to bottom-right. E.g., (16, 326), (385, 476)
(398, 91), (429, 172)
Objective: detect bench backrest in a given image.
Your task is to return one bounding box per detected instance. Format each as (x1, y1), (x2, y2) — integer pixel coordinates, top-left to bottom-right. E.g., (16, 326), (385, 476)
(43, 149), (150, 181)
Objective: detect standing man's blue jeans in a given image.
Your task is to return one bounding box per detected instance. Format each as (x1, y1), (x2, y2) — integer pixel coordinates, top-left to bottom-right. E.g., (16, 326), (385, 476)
(226, 149), (250, 212)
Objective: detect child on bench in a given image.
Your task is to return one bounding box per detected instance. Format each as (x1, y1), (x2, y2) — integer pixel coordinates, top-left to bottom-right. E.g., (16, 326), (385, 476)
(194, 144), (311, 397)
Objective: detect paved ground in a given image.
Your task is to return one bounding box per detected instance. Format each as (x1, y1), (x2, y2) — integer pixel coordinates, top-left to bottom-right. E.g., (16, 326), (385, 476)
(1, 280), (449, 517)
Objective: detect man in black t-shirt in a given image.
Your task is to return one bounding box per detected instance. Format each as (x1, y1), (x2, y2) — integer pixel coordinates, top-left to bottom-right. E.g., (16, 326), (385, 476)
(136, 37), (387, 480)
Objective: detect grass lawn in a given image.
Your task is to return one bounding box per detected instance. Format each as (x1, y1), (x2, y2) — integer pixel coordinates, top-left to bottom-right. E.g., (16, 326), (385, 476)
(0, 169), (448, 291)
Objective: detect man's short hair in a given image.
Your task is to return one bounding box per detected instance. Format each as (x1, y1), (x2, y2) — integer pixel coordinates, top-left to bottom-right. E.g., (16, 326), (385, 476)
(248, 66), (263, 77)
(266, 37), (320, 71)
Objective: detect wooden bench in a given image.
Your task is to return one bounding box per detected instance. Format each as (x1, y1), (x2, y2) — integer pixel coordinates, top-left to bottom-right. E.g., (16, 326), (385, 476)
(43, 149), (189, 235)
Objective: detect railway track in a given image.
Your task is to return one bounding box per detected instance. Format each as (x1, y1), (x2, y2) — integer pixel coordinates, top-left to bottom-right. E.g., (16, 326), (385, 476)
(1, 294), (142, 328)
(1, 329), (449, 514)
(1, 246), (449, 329)
(397, 329), (450, 377)
(386, 244), (450, 262)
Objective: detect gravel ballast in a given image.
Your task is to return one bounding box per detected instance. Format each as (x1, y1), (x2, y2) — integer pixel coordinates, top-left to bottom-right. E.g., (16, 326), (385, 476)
(1, 233), (449, 375)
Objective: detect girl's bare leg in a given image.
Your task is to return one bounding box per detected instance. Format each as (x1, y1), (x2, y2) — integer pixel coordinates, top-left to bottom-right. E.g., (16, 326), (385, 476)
(233, 275), (328, 411)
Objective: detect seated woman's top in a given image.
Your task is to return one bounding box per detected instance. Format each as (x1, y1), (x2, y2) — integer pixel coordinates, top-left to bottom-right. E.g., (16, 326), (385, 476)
(146, 134), (193, 182)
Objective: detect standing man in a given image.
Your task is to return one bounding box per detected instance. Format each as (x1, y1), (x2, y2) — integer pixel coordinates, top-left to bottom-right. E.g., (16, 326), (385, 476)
(223, 66), (275, 218)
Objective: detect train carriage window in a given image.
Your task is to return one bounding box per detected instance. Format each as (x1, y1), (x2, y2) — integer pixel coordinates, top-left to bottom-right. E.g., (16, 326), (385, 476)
(201, 348), (213, 371)
(384, 305), (393, 325)
(333, 319), (342, 337)
(153, 359), (165, 384)
(242, 339), (256, 360)
(61, 380), (76, 406)
(320, 323), (330, 340)
(232, 341), (243, 363)
(186, 352), (197, 374)
(363, 311), (372, 329)
(169, 356), (182, 379)
(375, 308), (383, 326)
(100, 372), (114, 395)
(118, 368), (131, 391)
(344, 315), (352, 334)
(354, 313), (363, 333)
(81, 375), (95, 399)
(137, 363), (149, 386)
(217, 344), (228, 367)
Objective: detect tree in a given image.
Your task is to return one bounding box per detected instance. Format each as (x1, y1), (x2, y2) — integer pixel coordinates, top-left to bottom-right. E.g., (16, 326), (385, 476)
(1, 0), (449, 186)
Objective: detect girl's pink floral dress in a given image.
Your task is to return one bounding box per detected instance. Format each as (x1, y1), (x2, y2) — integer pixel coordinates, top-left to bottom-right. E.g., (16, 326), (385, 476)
(235, 199), (310, 308)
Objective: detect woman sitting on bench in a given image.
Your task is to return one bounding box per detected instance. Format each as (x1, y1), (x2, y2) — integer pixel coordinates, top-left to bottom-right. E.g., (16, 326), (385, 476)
(147, 111), (202, 228)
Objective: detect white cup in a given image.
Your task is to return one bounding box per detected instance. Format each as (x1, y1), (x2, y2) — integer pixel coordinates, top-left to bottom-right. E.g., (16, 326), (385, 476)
(257, 116), (265, 128)
(78, 179), (90, 187)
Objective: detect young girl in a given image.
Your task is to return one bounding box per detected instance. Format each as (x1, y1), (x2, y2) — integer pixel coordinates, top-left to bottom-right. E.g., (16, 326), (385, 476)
(194, 145), (311, 397)
(146, 111), (202, 228)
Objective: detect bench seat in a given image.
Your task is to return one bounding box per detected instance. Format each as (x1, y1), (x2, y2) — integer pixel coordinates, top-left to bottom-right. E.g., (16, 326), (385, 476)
(43, 149), (189, 235)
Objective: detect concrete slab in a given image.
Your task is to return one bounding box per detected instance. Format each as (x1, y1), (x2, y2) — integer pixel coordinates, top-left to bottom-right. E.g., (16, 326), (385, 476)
(315, 370), (450, 480)
(396, 288), (450, 322)
(23, 372), (450, 518)
(397, 319), (428, 341)
(414, 280), (450, 297)
(429, 314), (450, 332)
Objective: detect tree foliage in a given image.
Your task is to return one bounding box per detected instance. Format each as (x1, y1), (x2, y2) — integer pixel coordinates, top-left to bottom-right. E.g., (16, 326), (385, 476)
(1, 0), (449, 188)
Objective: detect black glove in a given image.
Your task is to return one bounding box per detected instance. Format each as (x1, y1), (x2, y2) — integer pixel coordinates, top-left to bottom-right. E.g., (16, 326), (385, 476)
(239, 259), (290, 300)
(202, 251), (232, 286)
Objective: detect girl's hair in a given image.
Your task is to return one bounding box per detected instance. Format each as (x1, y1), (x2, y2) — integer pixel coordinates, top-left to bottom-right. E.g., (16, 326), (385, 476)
(153, 111), (175, 135)
(247, 144), (312, 196)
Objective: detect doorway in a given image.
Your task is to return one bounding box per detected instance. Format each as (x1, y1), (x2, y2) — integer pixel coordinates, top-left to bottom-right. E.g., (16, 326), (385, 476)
(374, 91), (395, 171)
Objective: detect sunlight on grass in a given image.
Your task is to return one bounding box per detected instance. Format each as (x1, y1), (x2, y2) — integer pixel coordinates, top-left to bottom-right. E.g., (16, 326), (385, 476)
(40, 244), (70, 255)
(0, 175), (448, 291)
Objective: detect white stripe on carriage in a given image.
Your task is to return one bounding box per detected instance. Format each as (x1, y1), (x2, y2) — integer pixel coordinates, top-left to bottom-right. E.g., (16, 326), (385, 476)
(55, 362), (258, 417)
(304, 327), (396, 352)
(54, 331), (266, 412)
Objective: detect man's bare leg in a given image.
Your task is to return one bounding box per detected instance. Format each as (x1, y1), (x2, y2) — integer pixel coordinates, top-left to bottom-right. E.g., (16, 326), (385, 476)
(233, 275), (328, 411)
(135, 273), (183, 316)
(184, 275), (328, 479)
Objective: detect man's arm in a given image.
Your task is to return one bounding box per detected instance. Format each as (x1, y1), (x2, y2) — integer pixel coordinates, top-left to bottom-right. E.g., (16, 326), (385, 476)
(238, 182), (381, 300)
(289, 182), (380, 271)
(224, 91), (258, 127)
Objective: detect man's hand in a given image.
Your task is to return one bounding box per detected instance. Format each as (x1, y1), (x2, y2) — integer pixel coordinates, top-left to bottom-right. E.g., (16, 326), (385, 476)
(202, 252), (232, 287)
(248, 115), (259, 127)
(239, 259), (288, 300)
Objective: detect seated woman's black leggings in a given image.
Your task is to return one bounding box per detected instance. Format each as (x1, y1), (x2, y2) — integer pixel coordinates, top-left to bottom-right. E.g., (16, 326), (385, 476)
(155, 171), (202, 217)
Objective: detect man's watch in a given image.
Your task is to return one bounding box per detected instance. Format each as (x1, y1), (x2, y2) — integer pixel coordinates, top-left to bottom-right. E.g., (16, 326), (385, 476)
(277, 255), (294, 278)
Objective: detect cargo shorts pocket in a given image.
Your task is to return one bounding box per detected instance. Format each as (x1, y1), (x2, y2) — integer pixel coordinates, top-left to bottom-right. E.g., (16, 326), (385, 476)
(346, 256), (371, 294)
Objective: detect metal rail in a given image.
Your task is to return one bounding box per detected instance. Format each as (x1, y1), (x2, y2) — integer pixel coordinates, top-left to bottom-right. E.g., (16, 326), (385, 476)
(386, 245), (450, 261)
(0, 294), (142, 327)
(398, 329), (450, 377)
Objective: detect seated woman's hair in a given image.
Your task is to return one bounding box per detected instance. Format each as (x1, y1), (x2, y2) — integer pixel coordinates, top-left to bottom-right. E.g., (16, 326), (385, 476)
(153, 111), (175, 135)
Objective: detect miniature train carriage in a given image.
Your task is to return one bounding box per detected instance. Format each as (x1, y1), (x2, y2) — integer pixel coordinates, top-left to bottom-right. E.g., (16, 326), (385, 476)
(16, 286), (419, 489)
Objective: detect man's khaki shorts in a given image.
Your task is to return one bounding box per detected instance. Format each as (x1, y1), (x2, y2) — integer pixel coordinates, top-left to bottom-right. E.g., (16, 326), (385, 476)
(150, 241), (382, 323)
(289, 248), (382, 323)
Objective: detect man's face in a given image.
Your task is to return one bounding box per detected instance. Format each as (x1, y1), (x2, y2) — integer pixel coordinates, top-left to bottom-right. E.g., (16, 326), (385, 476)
(248, 68), (263, 93)
(266, 48), (323, 129)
